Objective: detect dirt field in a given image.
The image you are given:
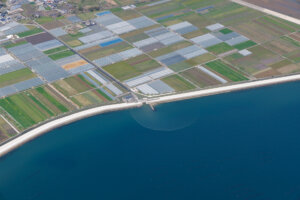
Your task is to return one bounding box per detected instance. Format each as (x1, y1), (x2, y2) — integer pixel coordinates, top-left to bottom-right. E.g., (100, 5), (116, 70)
(254, 68), (281, 78)
(290, 32), (300, 42)
(106, 0), (117, 6)
(63, 60), (88, 70)
(181, 68), (221, 87)
(26, 32), (54, 45)
(244, 0), (300, 19)
(42, 21), (65, 30)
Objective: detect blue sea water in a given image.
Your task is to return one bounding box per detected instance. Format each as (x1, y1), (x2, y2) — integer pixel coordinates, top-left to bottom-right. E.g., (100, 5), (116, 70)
(1, 82), (300, 199)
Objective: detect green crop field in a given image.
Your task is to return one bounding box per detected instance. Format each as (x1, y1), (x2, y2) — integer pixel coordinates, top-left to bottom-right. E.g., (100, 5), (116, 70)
(0, 97), (35, 128)
(207, 43), (235, 55)
(49, 50), (75, 60)
(53, 75), (95, 99)
(26, 93), (54, 116)
(219, 28), (233, 34)
(35, 16), (55, 24)
(0, 93), (48, 128)
(44, 46), (68, 54)
(162, 75), (196, 92)
(103, 62), (142, 81)
(4, 40), (28, 49)
(36, 87), (69, 113)
(17, 28), (43, 38)
(71, 89), (111, 107)
(96, 89), (112, 101)
(0, 68), (36, 88)
(127, 55), (161, 72)
(205, 60), (248, 82)
(233, 40), (256, 50)
(169, 61), (194, 72)
(189, 53), (217, 64)
(77, 74), (96, 88)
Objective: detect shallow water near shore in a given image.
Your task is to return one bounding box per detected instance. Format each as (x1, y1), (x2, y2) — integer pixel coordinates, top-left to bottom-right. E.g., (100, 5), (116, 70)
(1, 81), (300, 199)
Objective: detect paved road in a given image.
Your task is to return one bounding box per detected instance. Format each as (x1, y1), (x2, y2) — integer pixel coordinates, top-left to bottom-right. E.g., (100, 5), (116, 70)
(231, 0), (300, 25)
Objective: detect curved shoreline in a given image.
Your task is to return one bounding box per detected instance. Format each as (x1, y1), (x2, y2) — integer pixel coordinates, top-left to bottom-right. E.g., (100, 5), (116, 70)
(1, 74), (300, 158)
(146, 74), (300, 105)
(0, 0), (299, 158)
(0, 102), (143, 158)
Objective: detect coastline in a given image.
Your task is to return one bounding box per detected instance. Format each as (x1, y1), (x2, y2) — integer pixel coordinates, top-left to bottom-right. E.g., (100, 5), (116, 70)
(0, 102), (142, 158)
(146, 74), (300, 105)
(231, 0), (300, 25)
(0, 0), (299, 160)
(2, 74), (300, 158)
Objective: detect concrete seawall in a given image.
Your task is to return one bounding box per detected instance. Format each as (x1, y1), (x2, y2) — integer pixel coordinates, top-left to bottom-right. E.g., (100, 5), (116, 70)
(146, 74), (300, 105)
(0, 102), (143, 158)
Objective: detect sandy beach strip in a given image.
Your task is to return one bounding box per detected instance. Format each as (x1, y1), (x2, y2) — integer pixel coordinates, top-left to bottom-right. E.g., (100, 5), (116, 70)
(231, 0), (300, 25)
(146, 74), (300, 105)
(0, 102), (142, 158)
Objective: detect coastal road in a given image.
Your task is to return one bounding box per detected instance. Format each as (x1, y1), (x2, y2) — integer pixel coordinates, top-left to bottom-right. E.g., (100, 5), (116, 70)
(231, 0), (300, 25)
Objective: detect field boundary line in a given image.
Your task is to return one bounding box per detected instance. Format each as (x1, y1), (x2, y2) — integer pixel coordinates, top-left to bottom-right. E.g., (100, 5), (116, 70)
(0, 115), (19, 134)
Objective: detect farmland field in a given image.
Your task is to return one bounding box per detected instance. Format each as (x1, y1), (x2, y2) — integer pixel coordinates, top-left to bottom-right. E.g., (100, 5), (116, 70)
(103, 62), (142, 81)
(205, 60), (248, 82)
(0, 116), (17, 143)
(17, 28), (44, 38)
(0, 93), (48, 128)
(207, 43), (235, 55)
(225, 46), (282, 74)
(0, 0), (299, 136)
(71, 89), (112, 107)
(233, 40), (256, 50)
(36, 87), (69, 113)
(162, 75), (196, 92)
(44, 46), (68, 54)
(0, 68), (36, 88)
(49, 50), (75, 60)
(4, 40), (28, 49)
(53, 74), (113, 108)
(180, 68), (221, 87)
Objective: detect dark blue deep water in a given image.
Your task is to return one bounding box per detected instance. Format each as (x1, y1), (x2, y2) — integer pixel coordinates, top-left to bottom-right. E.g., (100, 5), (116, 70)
(1, 82), (300, 200)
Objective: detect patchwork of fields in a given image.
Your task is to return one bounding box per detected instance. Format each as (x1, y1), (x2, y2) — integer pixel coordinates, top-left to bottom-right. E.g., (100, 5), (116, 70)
(0, 0), (299, 142)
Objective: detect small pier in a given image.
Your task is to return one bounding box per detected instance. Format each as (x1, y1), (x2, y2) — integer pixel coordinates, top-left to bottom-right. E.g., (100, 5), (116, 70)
(149, 104), (156, 111)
